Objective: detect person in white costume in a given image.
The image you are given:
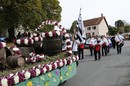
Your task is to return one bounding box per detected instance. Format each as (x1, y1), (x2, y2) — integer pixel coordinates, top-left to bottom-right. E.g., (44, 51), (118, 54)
(114, 32), (124, 54)
(89, 36), (96, 56)
(100, 35), (109, 56)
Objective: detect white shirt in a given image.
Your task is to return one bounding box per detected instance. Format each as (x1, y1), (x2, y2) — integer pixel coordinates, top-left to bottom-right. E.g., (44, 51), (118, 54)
(72, 40), (79, 52)
(108, 38), (112, 44)
(101, 37), (109, 46)
(115, 35), (124, 42)
(89, 38), (96, 45)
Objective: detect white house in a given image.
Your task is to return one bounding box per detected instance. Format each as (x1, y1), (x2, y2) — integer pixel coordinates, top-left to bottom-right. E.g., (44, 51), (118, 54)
(83, 14), (109, 37)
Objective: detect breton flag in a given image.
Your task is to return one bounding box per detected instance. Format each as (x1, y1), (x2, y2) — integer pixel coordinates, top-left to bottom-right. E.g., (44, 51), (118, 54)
(76, 8), (85, 43)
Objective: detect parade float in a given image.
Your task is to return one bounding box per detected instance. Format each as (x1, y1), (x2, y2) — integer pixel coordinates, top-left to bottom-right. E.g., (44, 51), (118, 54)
(0, 20), (79, 86)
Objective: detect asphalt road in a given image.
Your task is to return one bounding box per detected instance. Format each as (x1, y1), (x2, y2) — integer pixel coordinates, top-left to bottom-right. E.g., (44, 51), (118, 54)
(61, 40), (130, 86)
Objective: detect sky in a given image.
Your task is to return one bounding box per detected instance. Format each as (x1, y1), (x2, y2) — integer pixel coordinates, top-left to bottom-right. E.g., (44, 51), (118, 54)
(58, 0), (130, 29)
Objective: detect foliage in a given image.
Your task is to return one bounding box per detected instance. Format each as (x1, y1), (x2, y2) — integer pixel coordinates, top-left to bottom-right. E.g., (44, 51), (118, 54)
(108, 25), (118, 35)
(124, 26), (130, 33)
(41, 0), (62, 21)
(0, 0), (62, 30)
(115, 20), (124, 27)
(66, 29), (71, 33)
(115, 20), (125, 33)
(70, 20), (77, 34)
(39, 25), (54, 32)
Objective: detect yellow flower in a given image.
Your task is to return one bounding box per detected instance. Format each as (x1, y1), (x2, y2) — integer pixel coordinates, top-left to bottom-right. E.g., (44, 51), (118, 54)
(60, 76), (63, 80)
(44, 81), (49, 86)
(68, 66), (72, 71)
(27, 81), (32, 86)
(48, 73), (52, 78)
(66, 73), (69, 77)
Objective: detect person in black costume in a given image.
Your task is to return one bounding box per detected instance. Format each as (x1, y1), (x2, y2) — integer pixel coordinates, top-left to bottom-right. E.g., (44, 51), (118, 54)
(111, 36), (116, 49)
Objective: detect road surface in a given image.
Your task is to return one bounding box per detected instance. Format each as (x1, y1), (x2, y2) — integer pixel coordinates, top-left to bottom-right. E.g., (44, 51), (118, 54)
(61, 40), (130, 86)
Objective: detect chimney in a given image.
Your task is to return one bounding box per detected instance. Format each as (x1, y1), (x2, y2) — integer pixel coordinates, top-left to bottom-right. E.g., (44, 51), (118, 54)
(101, 13), (103, 17)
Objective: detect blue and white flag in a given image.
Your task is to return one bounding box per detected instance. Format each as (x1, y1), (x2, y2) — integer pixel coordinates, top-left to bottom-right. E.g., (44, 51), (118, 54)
(76, 8), (85, 43)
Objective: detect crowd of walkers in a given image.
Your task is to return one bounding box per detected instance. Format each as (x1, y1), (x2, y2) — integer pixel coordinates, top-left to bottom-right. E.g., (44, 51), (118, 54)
(72, 32), (124, 61)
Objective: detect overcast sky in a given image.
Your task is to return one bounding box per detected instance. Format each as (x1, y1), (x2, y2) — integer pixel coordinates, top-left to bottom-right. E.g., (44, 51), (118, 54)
(59, 0), (130, 29)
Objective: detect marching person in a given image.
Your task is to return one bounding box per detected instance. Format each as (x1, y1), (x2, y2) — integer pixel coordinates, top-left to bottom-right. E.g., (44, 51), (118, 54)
(114, 32), (124, 54)
(100, 35), (109, 56)
(78, 41), (85, 60)
(93, 37), (101, 61)
(106, 37), (112, 54)
(111, 36), (116, 49)
(89, 36), (96, 56)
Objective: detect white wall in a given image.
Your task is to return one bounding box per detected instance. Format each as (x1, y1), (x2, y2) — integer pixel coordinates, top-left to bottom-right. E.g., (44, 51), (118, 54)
(84, 25), (99, 36)
(98, 19), (108, 36)
(84, 18), (108, 36)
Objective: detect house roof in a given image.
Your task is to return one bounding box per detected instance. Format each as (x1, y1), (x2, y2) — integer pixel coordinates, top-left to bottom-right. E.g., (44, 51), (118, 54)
(83, 16), (108, 27)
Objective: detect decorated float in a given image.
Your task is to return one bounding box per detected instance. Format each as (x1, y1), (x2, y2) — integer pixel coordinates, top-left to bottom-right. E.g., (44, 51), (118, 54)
(0, 20), (79, 86)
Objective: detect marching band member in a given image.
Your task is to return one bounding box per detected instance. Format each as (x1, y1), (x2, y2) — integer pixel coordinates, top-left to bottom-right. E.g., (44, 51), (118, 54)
(100, 35), (109, 56)
(93, 37), (101, 61)
(89, 36), (96, 56)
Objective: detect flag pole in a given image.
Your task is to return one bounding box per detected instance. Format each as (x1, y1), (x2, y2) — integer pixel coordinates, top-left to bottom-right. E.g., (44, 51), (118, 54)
(76, 7), (85, 43)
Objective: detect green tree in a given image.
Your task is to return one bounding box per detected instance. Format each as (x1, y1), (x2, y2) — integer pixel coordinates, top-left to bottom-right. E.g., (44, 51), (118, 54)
(124, 26), (130, 32)
(115, 20), (124, 27)
(115, 20), (124, 33)
(41, 0), (61, 21)
(0, 0), (62, 41)
(108, 25), (118, 35)
(122, 20), (130, 33)
(70, 20), (77, 34)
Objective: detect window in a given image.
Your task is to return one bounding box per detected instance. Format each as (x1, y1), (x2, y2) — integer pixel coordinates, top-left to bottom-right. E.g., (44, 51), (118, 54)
(92, 32), (95, 35)
(92, 26), (96, 30)
(86, 33), (90, 36)
(87, 27), (91, 30)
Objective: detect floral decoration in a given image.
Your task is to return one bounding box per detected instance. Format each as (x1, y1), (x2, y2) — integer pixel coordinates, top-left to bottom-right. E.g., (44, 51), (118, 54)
(14, 38), (34, 46)
(63, 33), (72, 56)
(32, 36), (43, 42)
(14, 75), (19, 84)
(0, 42), (6, 49)
(9, 46), (21, 56)
(25, 52), (44, 63)
(41, 30), (62, 38)
(0, 20), (79, 86)
(0, 56), (78, 86)
(35, 20), (63, 31)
